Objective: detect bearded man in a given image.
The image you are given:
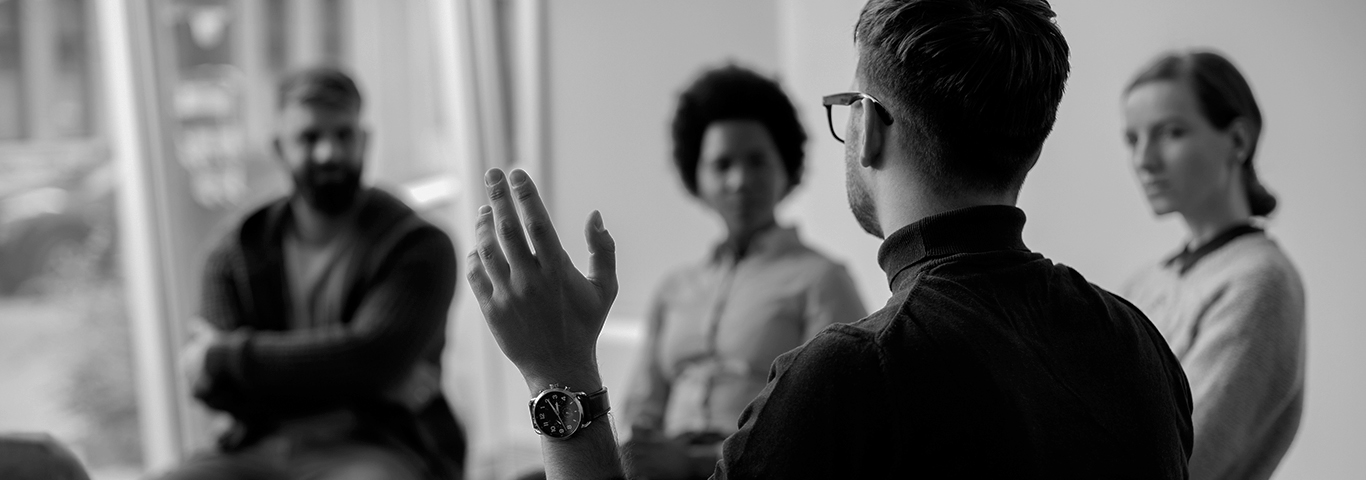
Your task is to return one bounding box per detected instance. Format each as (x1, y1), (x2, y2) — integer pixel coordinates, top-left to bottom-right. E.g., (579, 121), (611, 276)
(164, 67), (465, 480)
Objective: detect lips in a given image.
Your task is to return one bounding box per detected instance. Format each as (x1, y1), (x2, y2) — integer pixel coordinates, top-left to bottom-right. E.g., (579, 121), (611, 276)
(1140, 178), (1168, 195)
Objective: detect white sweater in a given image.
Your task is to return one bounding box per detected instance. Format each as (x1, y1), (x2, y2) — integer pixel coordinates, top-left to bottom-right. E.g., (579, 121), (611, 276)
(1123, 231), (1306, 480)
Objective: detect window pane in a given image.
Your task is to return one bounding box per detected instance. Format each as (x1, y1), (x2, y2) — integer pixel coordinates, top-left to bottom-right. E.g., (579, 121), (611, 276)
(0, 135), (141, 475)
(51, 0), (91, 138)
(320, 0), (344, 64)
(172, 1), (233, 70)
(263, 0), (287, 72)
(0, 0), (24, 140)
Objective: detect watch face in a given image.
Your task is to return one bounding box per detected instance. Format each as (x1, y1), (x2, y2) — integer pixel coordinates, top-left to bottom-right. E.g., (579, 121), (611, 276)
(532, 389), (584, 438)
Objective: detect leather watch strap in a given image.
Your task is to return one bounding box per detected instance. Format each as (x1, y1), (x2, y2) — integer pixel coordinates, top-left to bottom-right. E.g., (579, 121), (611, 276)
(582, 387), (611, 422)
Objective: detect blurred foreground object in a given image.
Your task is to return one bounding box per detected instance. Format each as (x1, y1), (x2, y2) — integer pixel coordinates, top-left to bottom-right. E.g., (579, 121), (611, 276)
(0, 432), (92, 480)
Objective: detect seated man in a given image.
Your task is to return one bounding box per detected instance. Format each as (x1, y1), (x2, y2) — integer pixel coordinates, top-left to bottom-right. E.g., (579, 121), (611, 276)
(465, 0), (1193, 478)
(163, 67), (464, 480)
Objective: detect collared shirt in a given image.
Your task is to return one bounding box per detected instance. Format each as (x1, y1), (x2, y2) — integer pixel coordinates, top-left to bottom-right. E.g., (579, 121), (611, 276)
(620, 226), (866, 438)
(714, 206), (1194, 479)
(1124, 226), (1305, 480)
(1164, 223), (1263, 275)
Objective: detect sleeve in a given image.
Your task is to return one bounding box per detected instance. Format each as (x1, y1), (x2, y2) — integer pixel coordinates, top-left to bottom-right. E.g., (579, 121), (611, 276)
(1183, 265), (1306, 479)
(200, 227), (457, 406)
(713, 328), (892, 479)
(802, 263), (867, 340)
(198, 238), (245, 332)
(618, 281), (674, 437)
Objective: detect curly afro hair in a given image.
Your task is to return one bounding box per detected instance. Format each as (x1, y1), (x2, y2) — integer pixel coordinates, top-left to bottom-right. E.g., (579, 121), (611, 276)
(670, 64), (806, 196)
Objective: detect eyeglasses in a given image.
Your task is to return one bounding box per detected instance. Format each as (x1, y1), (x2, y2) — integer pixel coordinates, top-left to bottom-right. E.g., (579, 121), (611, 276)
(822, 92), (894, 143)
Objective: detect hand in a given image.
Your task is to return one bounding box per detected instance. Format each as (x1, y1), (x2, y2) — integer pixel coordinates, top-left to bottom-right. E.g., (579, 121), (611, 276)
(466, 168), (618, 392)
(179, 318), (221, 384)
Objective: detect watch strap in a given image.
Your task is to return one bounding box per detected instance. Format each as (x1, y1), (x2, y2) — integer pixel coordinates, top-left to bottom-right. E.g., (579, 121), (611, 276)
(581, 387), (611, 423)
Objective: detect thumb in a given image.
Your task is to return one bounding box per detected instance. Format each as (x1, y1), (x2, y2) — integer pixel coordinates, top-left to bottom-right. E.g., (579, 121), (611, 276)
(584, 210), (618, 297)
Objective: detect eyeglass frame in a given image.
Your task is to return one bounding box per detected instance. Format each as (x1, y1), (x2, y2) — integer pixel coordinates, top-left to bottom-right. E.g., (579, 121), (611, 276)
(822, 92), (894, 144)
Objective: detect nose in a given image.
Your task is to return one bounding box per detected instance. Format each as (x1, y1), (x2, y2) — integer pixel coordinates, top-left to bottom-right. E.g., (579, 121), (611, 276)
(724, 165), (751, 193)
(1133, 136), (1161, 173)
(311, 136), (346, 165)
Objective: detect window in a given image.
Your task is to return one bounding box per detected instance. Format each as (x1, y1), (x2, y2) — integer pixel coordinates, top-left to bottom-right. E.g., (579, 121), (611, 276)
(0, 0), (24, 140)
(319, 0), (344, 65)
(52, 0), (91, 138)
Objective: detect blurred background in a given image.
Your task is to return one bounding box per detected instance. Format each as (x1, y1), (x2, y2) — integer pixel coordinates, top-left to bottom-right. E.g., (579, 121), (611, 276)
(0, 0), (1362, 479)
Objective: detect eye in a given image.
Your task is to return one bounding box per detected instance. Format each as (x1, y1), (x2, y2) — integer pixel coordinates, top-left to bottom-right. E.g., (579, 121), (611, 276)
(1123, 132), (1137, 148)
(746, 154), (769, 168)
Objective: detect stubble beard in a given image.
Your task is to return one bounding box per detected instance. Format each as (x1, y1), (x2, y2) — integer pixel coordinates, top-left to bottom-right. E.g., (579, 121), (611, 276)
(845, 152), (884, 239)
(294, 164), (363, 215)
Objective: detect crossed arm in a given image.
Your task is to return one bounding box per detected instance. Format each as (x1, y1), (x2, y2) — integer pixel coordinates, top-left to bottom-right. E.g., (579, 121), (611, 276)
(188, 226), (456, 413)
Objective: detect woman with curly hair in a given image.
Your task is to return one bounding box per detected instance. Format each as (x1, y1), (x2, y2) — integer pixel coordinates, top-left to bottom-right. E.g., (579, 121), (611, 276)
(618, 65), (866, 480)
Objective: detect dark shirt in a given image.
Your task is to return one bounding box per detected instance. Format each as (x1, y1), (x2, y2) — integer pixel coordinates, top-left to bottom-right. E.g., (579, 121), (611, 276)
(714, 206), (1193, 479)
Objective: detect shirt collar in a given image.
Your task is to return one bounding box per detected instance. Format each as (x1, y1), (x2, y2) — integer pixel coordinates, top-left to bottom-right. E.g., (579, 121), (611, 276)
(1164, 223), (1263, 275)
(876, 205), (1029, 291)
(711, 225), (801, 264)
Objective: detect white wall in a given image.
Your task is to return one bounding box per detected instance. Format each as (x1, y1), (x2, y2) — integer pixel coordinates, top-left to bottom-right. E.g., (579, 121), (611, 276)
(548, 0), (784, 319)
(773, 0), (1366, 477)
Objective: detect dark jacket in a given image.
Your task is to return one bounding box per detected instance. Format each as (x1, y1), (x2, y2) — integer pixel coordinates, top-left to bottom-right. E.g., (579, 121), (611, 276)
(196, 188), (465, 479)
(716, 206), (1193, 479)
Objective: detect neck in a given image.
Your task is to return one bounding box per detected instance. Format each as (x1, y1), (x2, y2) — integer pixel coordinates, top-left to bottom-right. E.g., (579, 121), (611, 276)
(289, 196), (354, 245)
(875, 174), (1018, 237)
(723, 217), (778, 259)
(1180, 199), (1251, 249)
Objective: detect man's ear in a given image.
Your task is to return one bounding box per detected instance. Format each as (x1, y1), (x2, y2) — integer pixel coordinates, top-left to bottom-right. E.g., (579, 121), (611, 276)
(1227, 117), (1254, 165)
(858, 97), (886, 169)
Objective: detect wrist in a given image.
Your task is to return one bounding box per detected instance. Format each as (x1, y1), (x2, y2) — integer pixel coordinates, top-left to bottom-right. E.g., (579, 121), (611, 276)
(524, 367), (603, 396)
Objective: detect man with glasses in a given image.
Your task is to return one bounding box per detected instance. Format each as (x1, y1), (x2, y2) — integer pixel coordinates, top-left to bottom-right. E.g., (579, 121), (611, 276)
(467, 0), (1193, 478)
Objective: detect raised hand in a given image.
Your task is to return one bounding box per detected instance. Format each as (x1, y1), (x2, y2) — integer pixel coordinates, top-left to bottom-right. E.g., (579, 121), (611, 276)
(466, 168), (619, 393)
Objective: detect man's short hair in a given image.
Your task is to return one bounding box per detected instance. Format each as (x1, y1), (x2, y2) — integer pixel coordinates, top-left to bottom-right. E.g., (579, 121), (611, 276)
(854, 0), (1070, 193)
(671, 64), (807, 196)
(277, 66), (363, 112)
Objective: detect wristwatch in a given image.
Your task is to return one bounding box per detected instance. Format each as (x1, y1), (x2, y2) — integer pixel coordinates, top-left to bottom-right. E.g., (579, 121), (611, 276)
(529, 384), (610, 439)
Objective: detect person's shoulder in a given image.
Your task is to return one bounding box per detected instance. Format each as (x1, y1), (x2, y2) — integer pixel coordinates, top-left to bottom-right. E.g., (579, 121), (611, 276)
(780, 228), (847, 264)
(781, 321), (887, 376)
(204, 195), (289, 257)
(832, 294), (912, 345)
(362, 188), (452, 240)
(655, 259), (702, 289)
(1222, 233), (1300, 276)
(1200, 233), (1303, 297)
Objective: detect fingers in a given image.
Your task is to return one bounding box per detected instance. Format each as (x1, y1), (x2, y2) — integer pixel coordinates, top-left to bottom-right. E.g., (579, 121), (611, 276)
(508, 169), (565, 268)
(584, 210), (618, 297)
(473, 204), (511, 286)
(465, 249), (495, 305)
(484, 168), (535, 269)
